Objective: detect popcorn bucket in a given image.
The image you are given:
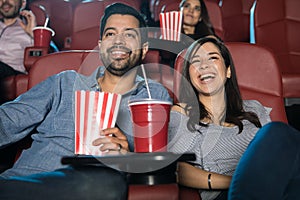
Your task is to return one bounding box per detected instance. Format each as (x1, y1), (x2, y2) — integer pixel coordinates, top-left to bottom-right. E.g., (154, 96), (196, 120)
(159, 11), (183, 41)
(75, 91), (122, 155)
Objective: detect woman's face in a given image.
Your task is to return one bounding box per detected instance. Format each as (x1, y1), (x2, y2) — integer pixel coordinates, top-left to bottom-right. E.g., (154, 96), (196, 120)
(189, 42), (231, 96)
(181, 0), (202, 27)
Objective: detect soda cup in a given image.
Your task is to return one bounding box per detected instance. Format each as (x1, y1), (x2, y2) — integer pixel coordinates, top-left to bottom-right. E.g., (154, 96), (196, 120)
(33, 26), (55, 48)
(129, 98), (172, 153)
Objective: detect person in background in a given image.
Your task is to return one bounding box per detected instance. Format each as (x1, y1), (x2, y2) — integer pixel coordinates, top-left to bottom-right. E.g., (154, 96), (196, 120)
(0, 3), (171, 199)
(159, 0), (217, 67)
(179, 0), (215, 43)
(0, 0), (36, 78)
(168, 36), (271, 200)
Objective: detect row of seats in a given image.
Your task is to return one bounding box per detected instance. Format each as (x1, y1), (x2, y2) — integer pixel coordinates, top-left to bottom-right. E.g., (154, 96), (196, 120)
(29, 0), (144, 50)
(10, 42), (287, 200)
(252, 0), (300, 103)
(28, 0), (256, 51)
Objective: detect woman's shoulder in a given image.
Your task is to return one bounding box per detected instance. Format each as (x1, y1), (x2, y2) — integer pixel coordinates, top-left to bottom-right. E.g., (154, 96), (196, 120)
(243, 100), (272, 124)
(243, 100), (270, 111)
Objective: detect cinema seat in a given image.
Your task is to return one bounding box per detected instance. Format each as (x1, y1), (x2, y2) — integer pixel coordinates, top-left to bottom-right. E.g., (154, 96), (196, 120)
(220, 0), (255, 42)
(253, 0), (300, 103)
(30, 0), (74, 50)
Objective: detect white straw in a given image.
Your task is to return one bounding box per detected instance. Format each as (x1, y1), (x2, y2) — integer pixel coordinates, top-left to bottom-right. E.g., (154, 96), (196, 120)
(141, 64), (152, 99)
(44, 17), (49, 27)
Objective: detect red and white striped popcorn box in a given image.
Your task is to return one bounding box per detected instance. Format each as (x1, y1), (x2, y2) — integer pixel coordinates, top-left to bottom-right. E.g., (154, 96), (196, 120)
(75, 91), (122, 155)
(159, 10), (183, 41)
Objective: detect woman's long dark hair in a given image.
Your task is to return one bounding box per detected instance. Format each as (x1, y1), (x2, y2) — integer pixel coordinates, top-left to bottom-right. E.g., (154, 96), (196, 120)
(179, 0), (215, 36)
(178, 37), (262, 133)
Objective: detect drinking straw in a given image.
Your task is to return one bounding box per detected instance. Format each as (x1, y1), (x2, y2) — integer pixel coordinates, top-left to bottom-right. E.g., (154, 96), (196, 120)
(140, 64), (152, 99)
(44, 17), (49, 27)
(38, 5), (49, 27)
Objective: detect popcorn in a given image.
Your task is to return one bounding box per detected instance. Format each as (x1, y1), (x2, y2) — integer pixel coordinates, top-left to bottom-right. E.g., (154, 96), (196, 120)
(159, 10), (183, 41)
(75, 91), (121, 155)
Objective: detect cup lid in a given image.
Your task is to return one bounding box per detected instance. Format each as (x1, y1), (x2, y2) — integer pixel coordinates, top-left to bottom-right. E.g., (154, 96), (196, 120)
(33, 26), (55, 36)
(128, 98), (172, 106)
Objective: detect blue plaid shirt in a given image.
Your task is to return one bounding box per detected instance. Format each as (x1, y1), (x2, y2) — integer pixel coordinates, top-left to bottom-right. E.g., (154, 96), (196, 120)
(0, 66), (171, 178)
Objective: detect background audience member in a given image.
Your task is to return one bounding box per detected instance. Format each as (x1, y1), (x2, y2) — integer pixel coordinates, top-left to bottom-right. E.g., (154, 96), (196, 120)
(0, 0), (36, 79)
(159, 0), (217, 67)
(179, 0), (216, 45)
(168, 37), (270, 200)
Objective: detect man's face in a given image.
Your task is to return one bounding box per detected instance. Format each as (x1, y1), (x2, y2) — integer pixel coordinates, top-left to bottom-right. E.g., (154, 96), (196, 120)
(0, 0), (23, 19)
(99, 14), (147, 77)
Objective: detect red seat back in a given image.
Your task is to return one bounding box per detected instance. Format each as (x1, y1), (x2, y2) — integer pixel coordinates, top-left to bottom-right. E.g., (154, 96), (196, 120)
(64, 1), (105, 50)
(220, 0), (255, 42)
(28, 51), (101, 90)
(204, 0), (224, 40)
(254, 0), (300, 74)
(30, 0), (74, 50)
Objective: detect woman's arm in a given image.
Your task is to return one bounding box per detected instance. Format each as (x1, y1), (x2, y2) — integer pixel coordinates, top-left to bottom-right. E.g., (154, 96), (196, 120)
(177, 162), (232, 190)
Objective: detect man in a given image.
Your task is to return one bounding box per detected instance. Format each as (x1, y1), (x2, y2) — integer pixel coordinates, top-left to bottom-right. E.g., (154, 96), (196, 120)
(0, 0), (36, 78)
(0, 3), (171, 199)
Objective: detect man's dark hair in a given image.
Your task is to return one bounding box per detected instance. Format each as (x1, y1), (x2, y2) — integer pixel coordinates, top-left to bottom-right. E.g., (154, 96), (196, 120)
(100, 3), (148, 44)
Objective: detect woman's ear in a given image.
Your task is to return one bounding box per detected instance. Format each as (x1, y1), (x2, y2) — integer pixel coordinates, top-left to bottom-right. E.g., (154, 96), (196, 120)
(226, 67), (231, 78)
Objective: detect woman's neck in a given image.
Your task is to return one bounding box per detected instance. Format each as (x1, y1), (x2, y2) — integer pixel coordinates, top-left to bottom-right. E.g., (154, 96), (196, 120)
(182, 24), (196, 35)
(199, 92), (227, 125)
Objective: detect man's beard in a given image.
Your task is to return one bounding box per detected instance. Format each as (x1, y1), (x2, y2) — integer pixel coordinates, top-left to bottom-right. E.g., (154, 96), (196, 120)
(0, 3), (20, 19)
(105, 49), (143, 77)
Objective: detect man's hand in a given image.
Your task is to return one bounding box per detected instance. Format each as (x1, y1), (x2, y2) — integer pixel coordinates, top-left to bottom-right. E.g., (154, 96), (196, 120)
(92, 127), (129, 153)
(19, 10), (37, 38)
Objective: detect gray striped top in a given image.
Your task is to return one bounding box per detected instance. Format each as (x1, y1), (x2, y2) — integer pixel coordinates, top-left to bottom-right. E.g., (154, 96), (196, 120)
(168, 100), (271, 200)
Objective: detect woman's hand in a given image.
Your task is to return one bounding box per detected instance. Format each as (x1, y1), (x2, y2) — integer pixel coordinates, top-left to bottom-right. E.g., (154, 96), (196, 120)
(92, 127), (129, 154)
(19, 10), (37, 38)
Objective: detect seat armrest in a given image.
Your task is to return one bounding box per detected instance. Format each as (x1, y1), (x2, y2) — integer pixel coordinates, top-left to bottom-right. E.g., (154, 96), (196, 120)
(23, 46), (48, 71)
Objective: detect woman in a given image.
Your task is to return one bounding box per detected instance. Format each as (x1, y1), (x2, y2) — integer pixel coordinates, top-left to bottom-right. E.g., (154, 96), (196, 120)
(168, 37), (271, 199)
(179, 0), (215, 42)
(159, 0), (217, 66)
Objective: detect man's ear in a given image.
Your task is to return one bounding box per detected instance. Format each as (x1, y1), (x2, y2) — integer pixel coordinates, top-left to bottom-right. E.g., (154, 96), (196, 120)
(98, 40), (101, 49)
(141, 42), (149, 60)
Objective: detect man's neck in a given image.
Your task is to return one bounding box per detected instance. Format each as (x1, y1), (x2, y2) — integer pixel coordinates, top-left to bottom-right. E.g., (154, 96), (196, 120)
(98, 69), (137, 94)
(3, 17), (18, 26)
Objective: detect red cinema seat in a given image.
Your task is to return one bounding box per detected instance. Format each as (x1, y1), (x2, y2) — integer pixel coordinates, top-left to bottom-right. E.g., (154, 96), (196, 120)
(254, 0), (300, 102)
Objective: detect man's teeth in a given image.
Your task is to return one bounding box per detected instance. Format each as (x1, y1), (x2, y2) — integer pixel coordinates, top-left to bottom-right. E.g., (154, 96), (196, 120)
(200, 74), (215, 81)
(111, 51), (127, 55)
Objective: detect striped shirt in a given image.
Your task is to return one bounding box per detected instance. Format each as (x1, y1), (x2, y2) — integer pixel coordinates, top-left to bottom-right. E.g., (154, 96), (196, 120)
(168, 100), (271, 200)
(0, 18), (33, 73)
